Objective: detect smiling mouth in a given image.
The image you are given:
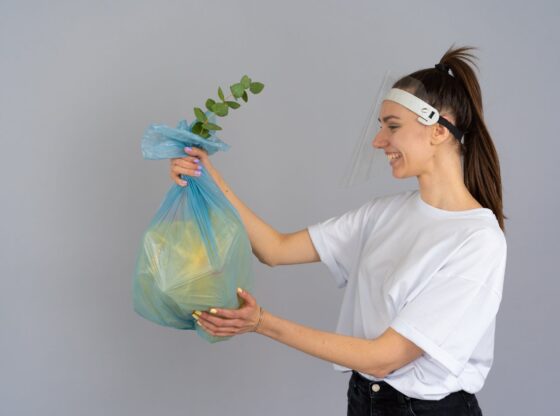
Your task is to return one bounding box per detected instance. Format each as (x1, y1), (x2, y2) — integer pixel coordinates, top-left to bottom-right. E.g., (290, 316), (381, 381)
(386, 152), (402, 161)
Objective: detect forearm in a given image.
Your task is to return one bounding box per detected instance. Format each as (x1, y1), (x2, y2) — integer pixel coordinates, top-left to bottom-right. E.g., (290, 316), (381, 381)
(206, 166), (282, 266)
(255, 309), (389, 378)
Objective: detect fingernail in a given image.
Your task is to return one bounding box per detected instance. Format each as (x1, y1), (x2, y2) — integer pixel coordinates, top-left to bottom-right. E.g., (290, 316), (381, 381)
(209, 308), (217, 314)
(237, 288), (243, 294)
(197, 165), (202, 171)
(191, 313), (199, 320)
(194, 158), (200, 164)
(194, 310), (202, 316)
(195, 171), (201, 176)
(185, 147), (192, 152)
(180, 181), (187, 186)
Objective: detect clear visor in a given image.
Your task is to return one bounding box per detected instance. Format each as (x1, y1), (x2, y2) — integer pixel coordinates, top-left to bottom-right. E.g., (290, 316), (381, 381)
(338, 70), (450, 189)
(338, 70), (399, 189)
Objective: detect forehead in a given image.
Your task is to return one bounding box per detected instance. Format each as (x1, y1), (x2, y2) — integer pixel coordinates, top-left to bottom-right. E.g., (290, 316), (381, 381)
(378, 100), (409, 120)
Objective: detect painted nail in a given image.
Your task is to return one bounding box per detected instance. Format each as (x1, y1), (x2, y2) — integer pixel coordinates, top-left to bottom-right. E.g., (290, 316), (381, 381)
(194, 310), (202, 316)
(195, 171), (201, 176)
(185, 147), (192, 152)
(197, 165), (202, 170)
(191, 313), (199, 320)
(209, 308), (217, 314)
(194, 158), (200, 164)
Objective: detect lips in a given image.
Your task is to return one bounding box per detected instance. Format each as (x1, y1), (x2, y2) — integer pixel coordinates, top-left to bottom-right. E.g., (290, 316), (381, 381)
(386, 152), (402, 161)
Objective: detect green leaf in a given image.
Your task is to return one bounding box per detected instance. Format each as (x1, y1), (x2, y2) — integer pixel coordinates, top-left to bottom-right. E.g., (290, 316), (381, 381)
(200, 129), (210, 138)
(226, 100), (241, 109)
(249, 82), (264, 94)
(205, 98), (216, 112)
(191, 122), (203, 134)
(241, 75), (251, 89)
(218, 86), (224, 101)
(212, 102), (228, 116)
(230, 83), (244, 99)
(242, 90), (248, 102)
(205, 122), (222, 131)
(194, 107), (207, 122)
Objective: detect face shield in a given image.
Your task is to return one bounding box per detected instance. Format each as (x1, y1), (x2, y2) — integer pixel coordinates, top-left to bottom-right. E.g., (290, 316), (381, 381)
(338, 70), (465, 189)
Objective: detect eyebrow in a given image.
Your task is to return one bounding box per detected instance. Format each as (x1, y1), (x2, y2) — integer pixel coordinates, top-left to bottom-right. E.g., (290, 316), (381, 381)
(377, 115), (401, 123)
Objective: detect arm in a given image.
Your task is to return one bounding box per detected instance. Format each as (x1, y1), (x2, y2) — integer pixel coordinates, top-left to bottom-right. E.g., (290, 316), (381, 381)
(256, 310), (424, 378)
(196, 293), (424, 378)
(170, 148), (319, 267)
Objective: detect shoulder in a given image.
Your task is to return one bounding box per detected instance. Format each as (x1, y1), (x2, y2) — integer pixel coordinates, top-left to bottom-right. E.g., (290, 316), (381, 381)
(461, 225), (507, 257)
(440, 226), (507, 296)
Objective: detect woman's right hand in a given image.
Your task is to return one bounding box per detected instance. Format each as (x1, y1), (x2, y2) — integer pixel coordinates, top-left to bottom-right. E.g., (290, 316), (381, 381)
(170, 146), (214, 187)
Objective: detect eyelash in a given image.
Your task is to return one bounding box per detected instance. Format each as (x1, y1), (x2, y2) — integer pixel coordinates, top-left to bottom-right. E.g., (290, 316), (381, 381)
(379, 125), (399, 130)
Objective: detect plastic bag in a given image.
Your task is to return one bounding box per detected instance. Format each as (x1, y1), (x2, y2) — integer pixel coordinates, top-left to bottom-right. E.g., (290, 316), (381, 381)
(133, 115), (254, 343)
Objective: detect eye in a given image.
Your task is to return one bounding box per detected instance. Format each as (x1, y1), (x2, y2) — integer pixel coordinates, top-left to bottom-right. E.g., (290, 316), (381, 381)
(377, 124), (399, 130)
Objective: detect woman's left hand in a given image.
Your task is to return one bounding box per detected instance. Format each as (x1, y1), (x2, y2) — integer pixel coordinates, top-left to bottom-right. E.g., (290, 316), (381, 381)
(192, 288), (262, 337)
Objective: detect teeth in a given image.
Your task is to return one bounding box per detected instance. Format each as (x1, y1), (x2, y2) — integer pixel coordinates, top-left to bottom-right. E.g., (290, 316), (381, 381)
(387, 153), (402, 160)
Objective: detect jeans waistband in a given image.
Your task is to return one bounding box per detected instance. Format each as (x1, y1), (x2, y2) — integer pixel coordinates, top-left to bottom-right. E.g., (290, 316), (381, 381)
(349, 370), (469, 404)
(350, 371), (408, 403)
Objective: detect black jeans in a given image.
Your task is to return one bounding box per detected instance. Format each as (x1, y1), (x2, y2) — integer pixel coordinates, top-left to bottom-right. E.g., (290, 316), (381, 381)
(347, 370), (483, 416)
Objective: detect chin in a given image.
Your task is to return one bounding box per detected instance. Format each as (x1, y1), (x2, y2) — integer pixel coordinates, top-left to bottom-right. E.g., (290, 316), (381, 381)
(391, 170), (407, 179)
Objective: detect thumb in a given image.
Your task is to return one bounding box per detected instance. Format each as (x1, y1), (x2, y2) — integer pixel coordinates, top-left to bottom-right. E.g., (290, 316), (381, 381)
(237, 287), (256, 307)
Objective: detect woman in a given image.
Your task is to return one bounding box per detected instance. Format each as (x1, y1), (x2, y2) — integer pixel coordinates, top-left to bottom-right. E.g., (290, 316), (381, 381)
(169, 45), (507, 415)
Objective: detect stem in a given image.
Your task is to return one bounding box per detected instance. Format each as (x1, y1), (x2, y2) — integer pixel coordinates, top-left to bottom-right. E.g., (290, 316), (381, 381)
(202, 91), (239, 126)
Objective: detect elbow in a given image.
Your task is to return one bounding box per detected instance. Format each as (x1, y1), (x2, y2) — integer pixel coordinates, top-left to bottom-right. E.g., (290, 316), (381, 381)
(363, 359), (391, 379)
(363, 367), (390, 379)
(253, 248), (276, 267)
(259, 256), (277, 268)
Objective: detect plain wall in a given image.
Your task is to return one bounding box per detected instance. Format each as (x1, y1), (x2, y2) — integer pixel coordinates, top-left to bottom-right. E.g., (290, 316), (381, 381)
(1, 1), (559, 415)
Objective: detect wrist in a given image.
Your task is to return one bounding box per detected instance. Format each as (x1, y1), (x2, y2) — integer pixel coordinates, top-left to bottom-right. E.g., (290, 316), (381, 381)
(253, 306), (266, 334)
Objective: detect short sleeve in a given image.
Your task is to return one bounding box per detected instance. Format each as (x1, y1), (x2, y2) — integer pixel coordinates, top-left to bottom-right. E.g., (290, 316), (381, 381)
(390, 228), (507, 376)
(307, 201), (374, 288)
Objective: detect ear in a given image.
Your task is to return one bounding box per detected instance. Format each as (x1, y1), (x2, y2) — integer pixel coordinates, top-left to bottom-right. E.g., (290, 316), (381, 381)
(430, 113), (454, 145)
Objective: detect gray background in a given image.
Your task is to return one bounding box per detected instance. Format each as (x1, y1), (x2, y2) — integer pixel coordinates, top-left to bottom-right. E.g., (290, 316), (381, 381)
(1, 1), (558, 415)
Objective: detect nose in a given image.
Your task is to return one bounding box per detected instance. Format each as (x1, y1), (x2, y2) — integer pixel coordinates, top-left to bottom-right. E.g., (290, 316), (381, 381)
(372, 129), (386, 149)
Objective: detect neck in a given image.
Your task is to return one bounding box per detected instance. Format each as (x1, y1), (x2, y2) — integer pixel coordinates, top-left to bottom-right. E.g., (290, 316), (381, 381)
(416, 155), (479, 211)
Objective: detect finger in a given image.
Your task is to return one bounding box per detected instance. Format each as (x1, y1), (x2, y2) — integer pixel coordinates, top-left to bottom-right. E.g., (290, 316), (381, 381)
(170, 162), (203, 183)
(198, 316), (238, 335)
(200, 322), (236, 337)
(200, 312), (241, 329)
(198, 313), (252, 336)
(237, 287), (256, 307)
(206, 307), (242, 320)
(169, 159), (187, 186)
(184, 147), (208, 159)
(173, 158), (202, 170)
(196, 319), (213, 335)
(170, 168), (187, 187)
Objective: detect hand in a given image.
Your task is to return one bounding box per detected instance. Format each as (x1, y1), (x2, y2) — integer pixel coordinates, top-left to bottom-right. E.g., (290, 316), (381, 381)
(192, 288), (263, 337)
(170, 146), (213, 187)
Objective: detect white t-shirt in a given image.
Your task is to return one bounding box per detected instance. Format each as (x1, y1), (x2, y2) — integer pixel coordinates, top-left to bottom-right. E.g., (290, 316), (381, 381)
(307, 189), (507, 400)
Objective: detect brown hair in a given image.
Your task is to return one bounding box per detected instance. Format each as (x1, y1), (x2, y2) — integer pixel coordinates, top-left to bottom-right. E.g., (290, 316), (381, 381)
(393, 44), (507, 232)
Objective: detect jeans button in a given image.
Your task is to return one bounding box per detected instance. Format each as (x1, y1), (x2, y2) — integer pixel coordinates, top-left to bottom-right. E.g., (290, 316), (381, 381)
(371, 383), (381, 392)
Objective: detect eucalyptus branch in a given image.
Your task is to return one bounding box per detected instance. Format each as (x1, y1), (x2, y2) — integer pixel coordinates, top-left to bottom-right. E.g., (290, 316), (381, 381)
(191, 75), (265, 139)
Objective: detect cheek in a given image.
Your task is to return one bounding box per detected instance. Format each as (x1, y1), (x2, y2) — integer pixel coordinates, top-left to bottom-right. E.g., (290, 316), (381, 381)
(393, 138), (431, 168)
